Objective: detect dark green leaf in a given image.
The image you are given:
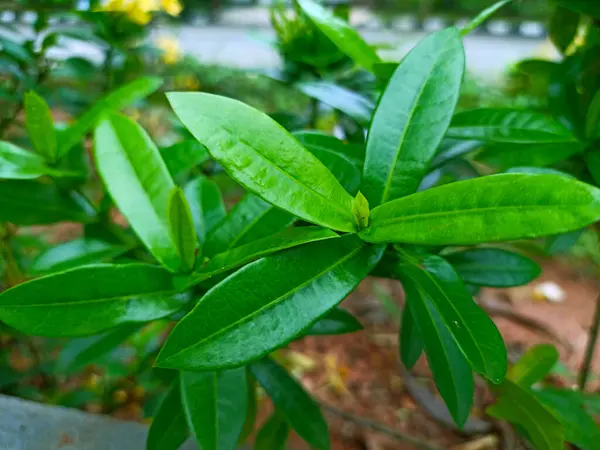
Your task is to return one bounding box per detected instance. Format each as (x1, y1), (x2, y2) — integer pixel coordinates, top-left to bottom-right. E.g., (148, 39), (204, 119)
(180, 369), (247, 450)
(160, 141), (210, 177)
(156, 236), (384, 371)
(239, 371), (258, 443)
(24, 91), (57, 162)
(507, 344), (559, 387)
(447, 109), (576, 144)
(586, 150), (600, 186)
(0, 264), (184, 337)
(446, 248), (541, 287)
(95, 113), (181, 272)
(30, 238), (128, 274)
(361, 174), (600, 246)
(169, 92), (356, 232)
(476, 143), (584, 170)
(250, 358), (329, 450)
(59, 77), (163, 157)
(147, 379), (189, 450)
(400, 304), (423, 369)
(546, 229), (584, 255)
(549, 7), (580, 54)
(306, 307), (363, 336)
(362, 28), (465, 206)
(460, 0), (512, 36)
(554, 0), (600, 18)
(255, 412), (289, 450)
(487, 380), (563, 450)
(297, 0), (380, 70)
(0, 141), (59, 180)
(402, 278), (474, 427)
(586, 89), (600, 140)
(168, 187), (197, 273)
(183, 177), (225, 249)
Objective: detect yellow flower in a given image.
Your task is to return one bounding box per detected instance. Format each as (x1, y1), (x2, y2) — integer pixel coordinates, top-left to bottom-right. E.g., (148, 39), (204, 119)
(98, 0), (161, 25)
(161, 0), (183, 16)
(156, 36), (182, 65)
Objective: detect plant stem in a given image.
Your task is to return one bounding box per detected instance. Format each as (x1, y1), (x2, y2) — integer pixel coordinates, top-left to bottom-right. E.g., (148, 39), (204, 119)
(578, 291), (600, 390)
(309, 97), (319, 129)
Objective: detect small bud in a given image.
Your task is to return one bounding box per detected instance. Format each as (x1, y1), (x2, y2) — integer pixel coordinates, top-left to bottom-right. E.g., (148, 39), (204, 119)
(352, 191), (370, 230)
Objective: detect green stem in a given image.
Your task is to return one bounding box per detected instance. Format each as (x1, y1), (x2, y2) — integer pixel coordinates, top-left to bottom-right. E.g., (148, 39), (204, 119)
(578, 291), (600, 391)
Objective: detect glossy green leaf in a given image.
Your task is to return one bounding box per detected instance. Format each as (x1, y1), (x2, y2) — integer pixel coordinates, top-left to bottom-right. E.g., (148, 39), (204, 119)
(147, 379), (189, 450)
(398, 254), (506, 383)
(297, 0), (380, 70)
(402, 278), (474, 427)
(160, 141), (210, 177)
(400, 304), (423, 369)
(24, 91), (57, 162)
(306, 307), (363, 336)
(505, 166), (573, 178)
(59, 77), (163, 156)
(203, 193), (293, 257)
(30, 238), (128, 275)
(180, 368), (247, 450)
(0, 141), (59, 180)
(255, 412), (290, 450)
(183, 177), (225, 249)
(250, 358), (329, 450)
(487, 380), (563, 450)
(554, 0), (600, 18)
(447, 109), (576, 144)
(295, 82), (375, 127)
(169, 92), (355, 232)
(362, 28), (465, 206)
(476, 143), (584, 170)
(361, 174), (600, 246)
(0, 264), (184, 337)
(184, 227), (339, 288)
(549, 6), (580, 54)
(293, 131), (363, 194)
(168, 187), (197, 273)
(460, 0), (512, 36)
(507, 344), (559, 387)
(586, 150), (600, 186)
(446, 248), (541, 287)
(156, 236), (383, 371)
(586, 89), (600, 140)
(0, 180), (91, 225)
(95, 113), (181, 272)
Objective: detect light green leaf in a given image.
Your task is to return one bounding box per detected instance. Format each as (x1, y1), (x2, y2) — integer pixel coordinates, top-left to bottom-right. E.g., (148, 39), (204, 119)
(400, 305), (422, 369)
(360, 174), (600, 246)
(460, 0), (513, 36)
(59, 77), (163, 157)
(180, 368), (247, 450)
(255, 412), (289, 450)
(447, 109), (576, 144)
(24, 91), (57, 162)
(352, 191), (369, 229)
(0, 264), (185, 337)
(156, 236), (384, 371)
(160, 141), (210, 177)
(362, 28), (465, 206)
(446, 248), (541, 287)
(169, 92), (356, 232)
(549, 6), (580, 54)
(507, 344), (559, 387)
(297, 0), (380, 70)
(505, 166), (574, 178)
(0, 141), (56, 180)
(477, 143), (584, 170)
(398, 253), (506, 383)
(250, 357), (329, 450)
(402, 278), (474, 427)
(94, 113), (181, 272)
(147, 379), (189, 450)
(306, 307), (363, 336)
(183, 176), (225, 249)
(487, 380), (563, 450)
(168, 187), (197, 273)
(30, 238), (128, 275)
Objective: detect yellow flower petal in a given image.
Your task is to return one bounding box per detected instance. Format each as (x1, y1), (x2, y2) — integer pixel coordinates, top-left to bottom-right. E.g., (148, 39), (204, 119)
(162, 0), (183, 16)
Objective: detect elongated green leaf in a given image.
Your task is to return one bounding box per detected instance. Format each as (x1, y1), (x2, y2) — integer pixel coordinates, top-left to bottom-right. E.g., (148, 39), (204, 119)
(0, 141), (56, 180)
(361, 174), (600, 246)
(507, 344), (558, 387)
(184, 227), (339, 288)
(487, 380), (563, 450)
(505, 167), (573, 178)
(296, 82), (375, 127)
(402, 278), (473, 427)
(586, 89), (600, 140)
(549, 6), (580, 54)
(446, 248), (541, 288)
(95, 113), (181, 272)
(297, 0), (379, 70)
(362, 28), (465, 206)
(24, 91), (57, 162)
(398, 253), (506, 382)
(546, 229), (584, 255)
(168, 187), (197, 273)
(0, 180), (91, 225)
(160, 141), (210, 177)
(431, 140), (482, 170)
(447, 109), (576, 144)
(250, 358), (329, 450)
(0, 264), (184, 337)
(183, 177), (225, 249)
(204, 193), (293, 257)
(460, 0), (512, 36)
(156, 236), (384, 371)
(586, 150), (600, 186)
(306, 307), (362, 336)
(59, 77), (163, 156)
(400, 305), (422, 369)
(477, 143), (584, 170)
(30, 238), (128, 274)
(293, 131), (363, 194)
(255, 412), (289, 450)
(147, 379), (189, 450)
(169, 92), (356, 232)
(554, 0), (600, 18)
(180, 368), (247, 450)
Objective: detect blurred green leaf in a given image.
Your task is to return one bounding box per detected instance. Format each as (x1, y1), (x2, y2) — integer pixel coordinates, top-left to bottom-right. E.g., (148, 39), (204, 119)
(147, 379), (189, 450)
(255, 412), (290, 450)
(549, 6), (580, 54)
(25, 91), (57, 163)
(507, 344), (559, 387)
(400, 304), (423, 370)
(183, 176), (225, 250)
(168, 187), (197, 273)
(306, 307), (363, 336)
(160, 141), (210, 178)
